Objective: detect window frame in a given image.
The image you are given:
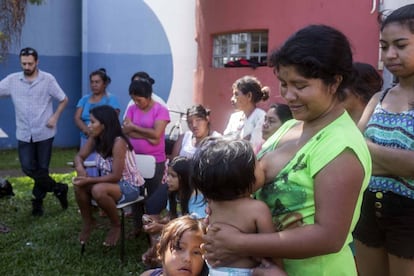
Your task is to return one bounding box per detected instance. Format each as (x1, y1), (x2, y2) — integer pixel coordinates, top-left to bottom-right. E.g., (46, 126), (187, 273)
(212, 30), (269, 68)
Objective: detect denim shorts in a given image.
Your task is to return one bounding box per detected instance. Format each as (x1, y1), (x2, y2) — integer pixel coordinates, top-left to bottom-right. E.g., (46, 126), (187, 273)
(117, 180), (140, 205)
(353, 190), (414, 258)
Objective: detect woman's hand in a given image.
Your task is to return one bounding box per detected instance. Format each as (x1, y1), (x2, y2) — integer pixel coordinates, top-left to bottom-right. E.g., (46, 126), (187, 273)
(72, 176), (90, 187)
(202, 222), (243, 267)
(143, 221), (163, 234)
(122, 118), (134, 133)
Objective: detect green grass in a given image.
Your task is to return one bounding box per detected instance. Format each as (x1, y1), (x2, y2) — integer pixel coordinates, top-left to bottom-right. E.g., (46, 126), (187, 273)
(0, 155), (149, 275)
(0, 147), (78, 170)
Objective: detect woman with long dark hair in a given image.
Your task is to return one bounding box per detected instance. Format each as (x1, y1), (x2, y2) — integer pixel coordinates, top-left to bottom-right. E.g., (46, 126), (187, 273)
(73, 105), (144, 247)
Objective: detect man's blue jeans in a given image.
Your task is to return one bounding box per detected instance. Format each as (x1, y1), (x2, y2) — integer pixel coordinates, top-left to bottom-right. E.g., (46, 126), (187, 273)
(18, 137), (56, 200)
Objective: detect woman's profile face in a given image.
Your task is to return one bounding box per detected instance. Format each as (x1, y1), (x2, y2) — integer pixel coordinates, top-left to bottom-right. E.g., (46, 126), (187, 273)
(277, 65), (336, 122)
(90, 75), (106, 95)
(88, 114), (104, 138)
(187, 115), (209, 139)
(262, 107), (283, 140)
(231, 89), (251, 111)
(166, 167), (180, 192)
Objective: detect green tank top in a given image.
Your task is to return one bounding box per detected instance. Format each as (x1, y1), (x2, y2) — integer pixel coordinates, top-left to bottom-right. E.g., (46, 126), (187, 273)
(256, 112), (371, 276)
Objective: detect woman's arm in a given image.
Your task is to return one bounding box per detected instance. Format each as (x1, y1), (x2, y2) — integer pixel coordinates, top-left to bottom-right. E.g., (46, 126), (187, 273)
(357, 92), (381, 131)
(367, 140), (414, 177)
(74, 137), (95, 177)
(204, 150), (364, 264)
(123, 119), (168, 145)
(74, 138), (127, 185)
(74, 107), (89, 136)
(170, 133), (184, 159)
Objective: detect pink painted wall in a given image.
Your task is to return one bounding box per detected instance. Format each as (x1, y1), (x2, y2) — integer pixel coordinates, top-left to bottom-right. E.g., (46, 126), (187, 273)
(195, 0), (381, 133)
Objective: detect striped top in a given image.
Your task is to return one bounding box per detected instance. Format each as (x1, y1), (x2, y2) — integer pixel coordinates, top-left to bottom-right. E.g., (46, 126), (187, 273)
(96, 138), (145, 187)
(364, 90), (414, 198)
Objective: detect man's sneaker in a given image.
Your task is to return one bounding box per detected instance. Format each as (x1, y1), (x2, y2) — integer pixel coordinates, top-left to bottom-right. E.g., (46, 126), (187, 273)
(54, 183), (68, 209)
(31, 199), (44, 216)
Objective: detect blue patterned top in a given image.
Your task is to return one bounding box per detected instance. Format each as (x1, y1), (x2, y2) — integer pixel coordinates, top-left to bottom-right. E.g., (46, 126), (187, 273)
(364, 90), (414, 198)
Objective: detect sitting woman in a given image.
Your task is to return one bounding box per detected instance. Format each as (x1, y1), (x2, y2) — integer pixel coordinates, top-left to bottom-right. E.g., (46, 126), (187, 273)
(170, 104), (221, 159)
(223, 75), (270, 153)
(73, 105), (144, 247)
(143, 104), (220, 228)
(261, 103), (293, 141)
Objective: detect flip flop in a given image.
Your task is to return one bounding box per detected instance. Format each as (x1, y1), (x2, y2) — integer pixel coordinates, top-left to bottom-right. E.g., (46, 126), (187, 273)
(0, 222), (10, 233)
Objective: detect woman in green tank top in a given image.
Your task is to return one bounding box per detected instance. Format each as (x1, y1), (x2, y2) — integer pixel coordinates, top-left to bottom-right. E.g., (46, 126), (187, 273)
(202, 24), (371, 276)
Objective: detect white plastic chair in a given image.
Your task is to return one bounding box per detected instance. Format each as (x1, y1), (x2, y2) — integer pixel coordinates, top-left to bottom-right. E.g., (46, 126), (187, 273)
(134, 154), (156, 179)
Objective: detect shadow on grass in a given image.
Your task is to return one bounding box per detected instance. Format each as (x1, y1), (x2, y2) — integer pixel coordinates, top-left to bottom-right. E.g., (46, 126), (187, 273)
(0, 172), (148, 275)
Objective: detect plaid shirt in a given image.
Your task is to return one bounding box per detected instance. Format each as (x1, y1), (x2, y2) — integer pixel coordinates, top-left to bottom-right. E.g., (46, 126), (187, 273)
(0, 70), (66, 142)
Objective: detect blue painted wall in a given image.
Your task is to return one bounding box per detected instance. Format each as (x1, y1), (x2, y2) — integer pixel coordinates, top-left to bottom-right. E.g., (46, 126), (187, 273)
(82, 0), (173, 117)
(0, 0), (173, 149)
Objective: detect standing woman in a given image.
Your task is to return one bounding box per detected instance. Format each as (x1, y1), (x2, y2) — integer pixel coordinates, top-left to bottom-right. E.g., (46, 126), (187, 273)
(170, 104), (221, 159)
(74, 68), (120, 176)
(203, 25), (371, 275)
(223, 76), (269, 153)
(353, 4), (414, 276)
(123, 78), (170, 230)
(73, 105), (144, 247)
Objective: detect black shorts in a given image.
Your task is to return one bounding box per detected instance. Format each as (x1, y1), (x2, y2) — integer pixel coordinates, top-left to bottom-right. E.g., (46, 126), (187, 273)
(353, 190), (414, 259)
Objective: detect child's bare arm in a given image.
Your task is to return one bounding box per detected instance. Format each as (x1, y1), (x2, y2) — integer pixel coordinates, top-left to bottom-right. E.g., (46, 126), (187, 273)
(255, 200), (275, 234)
(254, 200), (284, 270)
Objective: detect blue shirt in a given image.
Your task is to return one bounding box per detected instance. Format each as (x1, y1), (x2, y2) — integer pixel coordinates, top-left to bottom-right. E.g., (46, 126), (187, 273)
(76, 93), (120, 138)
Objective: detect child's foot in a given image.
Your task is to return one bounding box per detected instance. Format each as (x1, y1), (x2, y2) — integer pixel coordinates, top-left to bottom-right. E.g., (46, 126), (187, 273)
(79, 221), (96, 244)
(103, 225), (121, 247)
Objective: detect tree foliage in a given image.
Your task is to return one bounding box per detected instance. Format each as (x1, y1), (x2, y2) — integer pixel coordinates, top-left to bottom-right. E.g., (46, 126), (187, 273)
(0, 0), (43, 61)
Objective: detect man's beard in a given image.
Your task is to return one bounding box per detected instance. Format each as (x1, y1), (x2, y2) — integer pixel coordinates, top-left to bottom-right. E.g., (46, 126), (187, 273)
(23, 68), (36, 77)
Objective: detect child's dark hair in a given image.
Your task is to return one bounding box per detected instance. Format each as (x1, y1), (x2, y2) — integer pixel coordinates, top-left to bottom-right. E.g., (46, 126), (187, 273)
(168, 156), (194, 218)
(157, 215), (209, 276)
(192, 137), (256, 201)
(268, 24), (354, 101)
(380, 4), (414, 33)
(129, 79), (152, 99)
(89, 105), (132, 158)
